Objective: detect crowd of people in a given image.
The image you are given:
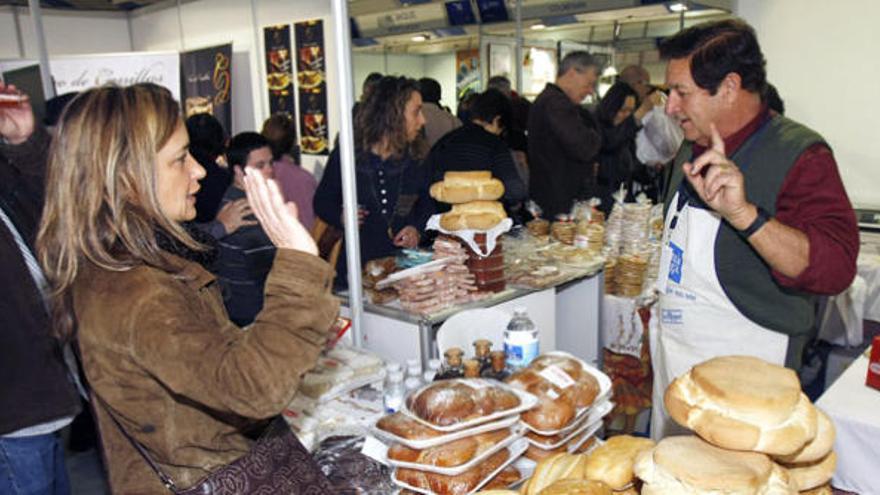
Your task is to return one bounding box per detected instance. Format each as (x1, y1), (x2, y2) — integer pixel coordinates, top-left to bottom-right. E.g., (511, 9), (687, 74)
(0, 16), (859, 495)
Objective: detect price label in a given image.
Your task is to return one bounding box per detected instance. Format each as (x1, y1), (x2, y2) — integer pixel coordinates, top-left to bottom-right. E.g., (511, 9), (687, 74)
(538, 365), (575, 389)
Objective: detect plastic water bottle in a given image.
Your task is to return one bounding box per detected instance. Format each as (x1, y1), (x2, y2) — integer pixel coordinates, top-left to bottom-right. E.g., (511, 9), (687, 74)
(383, 370), (405, 413)
(504, 307), (539, 370)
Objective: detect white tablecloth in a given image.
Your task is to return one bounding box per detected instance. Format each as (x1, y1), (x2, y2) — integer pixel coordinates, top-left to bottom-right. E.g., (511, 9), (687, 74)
(816, 354), (880, 494)
(819, 232), (880, 347)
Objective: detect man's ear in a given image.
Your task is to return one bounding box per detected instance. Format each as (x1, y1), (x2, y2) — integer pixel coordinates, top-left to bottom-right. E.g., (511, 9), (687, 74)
(721, 72), (742, 103)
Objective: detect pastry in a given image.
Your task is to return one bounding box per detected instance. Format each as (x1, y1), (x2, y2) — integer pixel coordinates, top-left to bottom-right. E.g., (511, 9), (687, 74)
(430, 171), (505, 203)
(538, 479), (613, 495)
(439, 200), (507, 231)
(584, 435), (654, 490)
(781, 451), (836, 491)
(521, 453), (589, 495)
(376, 412), (441, 440)
(774, 409), (835, 464)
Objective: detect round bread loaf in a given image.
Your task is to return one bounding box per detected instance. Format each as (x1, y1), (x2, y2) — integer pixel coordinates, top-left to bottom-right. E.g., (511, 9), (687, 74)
(781, 451), (836, 491)
(798, 483), (832, 495)
(774, 409), (835, 464)
(376, 412), (442, 440)
(538, 479), (613, 495)
(664, 355), (817, 456)
(633, 435), (797, 494)
(430, 171), (505, 203)
(439, 200), (507, 231)
(584, 435), (655, 490)
(522, 453), (589, 495)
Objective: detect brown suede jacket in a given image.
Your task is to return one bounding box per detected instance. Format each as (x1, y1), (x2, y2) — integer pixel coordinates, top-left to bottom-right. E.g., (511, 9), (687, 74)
(74, 248), (338, 494)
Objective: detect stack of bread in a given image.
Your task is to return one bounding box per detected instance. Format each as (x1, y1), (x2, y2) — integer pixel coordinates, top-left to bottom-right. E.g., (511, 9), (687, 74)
(633, 355), (837, 494)
(394, 237), (485, 315)
(374, 379), (538, 494)
(504, 353), (613, 462)
(431, 171), (507, 232)
(583, 435), (655, 494)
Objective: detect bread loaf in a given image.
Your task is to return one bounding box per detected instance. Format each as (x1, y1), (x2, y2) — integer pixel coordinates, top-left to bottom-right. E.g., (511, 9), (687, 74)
(664, 355), (817, 456)
(395, 449), (510, 495)
(387, 429), (509, 467)
(774, 409), (835, 464)
(505, 357), (598, 431)
(480, 465), (521, 490)
(522, 453), (589, 495)
(538, 479), (612, 495)
(430, 171), (505, 203)
(376, 412), (441, 440)
(439, 200), (507, 231)
(781, 451), (836, 491)
(799, 484), (832, 495)
(584, 435), (655, 490)
(633, 435), (798, 494)
(405, 380), (521, 427)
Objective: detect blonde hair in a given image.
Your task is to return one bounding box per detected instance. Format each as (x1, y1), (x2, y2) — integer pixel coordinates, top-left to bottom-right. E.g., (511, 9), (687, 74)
(37, 83), (200, 340)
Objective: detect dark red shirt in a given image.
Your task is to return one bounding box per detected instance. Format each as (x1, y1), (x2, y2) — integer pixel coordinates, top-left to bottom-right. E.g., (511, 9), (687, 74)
(693, 108), (858, 295)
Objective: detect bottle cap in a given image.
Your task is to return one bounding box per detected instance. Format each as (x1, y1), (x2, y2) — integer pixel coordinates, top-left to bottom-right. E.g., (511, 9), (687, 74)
(385, 362), (402, 373)
(389, 370), (404, 381)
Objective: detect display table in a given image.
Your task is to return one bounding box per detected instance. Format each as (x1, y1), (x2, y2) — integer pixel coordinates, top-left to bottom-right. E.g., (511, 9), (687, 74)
(819, 232), (880, 347)
(338, 268), (603, 369)
(816, 353), (880, 494)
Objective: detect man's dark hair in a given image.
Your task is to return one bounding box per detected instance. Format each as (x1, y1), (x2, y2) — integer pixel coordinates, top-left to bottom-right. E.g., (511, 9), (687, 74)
(226, 132), (269, 168)
(186, 113), (226, 160)
(363, 72), (383, 92)
(418, 77), (443, 104)
(764, 83), (785, 115)
(486, 75), (512, 96)
(470, 89), (512, 132)
(261, 113), (296, 160)
(557, 51), (598, 78)
(659, 19), (766, 96)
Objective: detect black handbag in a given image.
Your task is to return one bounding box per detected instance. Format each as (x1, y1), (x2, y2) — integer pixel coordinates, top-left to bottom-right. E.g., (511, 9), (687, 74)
(93, 393), (333, 494)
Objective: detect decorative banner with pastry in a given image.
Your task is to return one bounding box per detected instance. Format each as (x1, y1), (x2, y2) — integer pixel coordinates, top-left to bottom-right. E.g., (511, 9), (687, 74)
(180, 43), (232, 134)
(455, 48), (480, 105)
(294, 19), (329, 156)
(263, 24), (297, 119)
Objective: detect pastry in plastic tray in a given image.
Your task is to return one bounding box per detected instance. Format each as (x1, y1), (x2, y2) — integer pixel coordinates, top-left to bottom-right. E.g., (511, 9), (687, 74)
(479, 465), (522, 491)
(506, 352), (612, 434)
(525, 409), (604, 452)
(393, 438), (528, 495)
(387, 429), (519, 476)
(298, 347), (385, 401)
(524, 400), (613, 448)
(374, 413), (521, 450)
(403, 379), (536, 431)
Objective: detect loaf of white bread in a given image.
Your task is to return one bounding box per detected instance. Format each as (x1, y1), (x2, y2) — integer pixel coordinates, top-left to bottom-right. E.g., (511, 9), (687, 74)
(430, 170), (504, 203)
(439, 200), (507, 231)
(633, 435), (798, 494)
(584, 435), (655, 491)
(520, 452), (588, 495)
(664, 355), (818, 456)
(779, 451), (837, 492)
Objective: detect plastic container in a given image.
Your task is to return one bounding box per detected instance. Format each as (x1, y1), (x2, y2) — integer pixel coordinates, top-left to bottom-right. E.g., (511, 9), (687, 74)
(504, 307), (539, 370)
(383, 427), (521, 476)
(372, 413), (520, 450)
(383, 370), (405, 413)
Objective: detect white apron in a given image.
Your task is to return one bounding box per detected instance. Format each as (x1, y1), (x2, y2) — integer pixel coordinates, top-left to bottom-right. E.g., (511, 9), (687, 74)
(649, 190), (789, 440)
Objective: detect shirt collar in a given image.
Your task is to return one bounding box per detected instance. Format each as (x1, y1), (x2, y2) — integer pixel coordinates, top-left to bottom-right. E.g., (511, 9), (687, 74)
(693, 105), (771, 157)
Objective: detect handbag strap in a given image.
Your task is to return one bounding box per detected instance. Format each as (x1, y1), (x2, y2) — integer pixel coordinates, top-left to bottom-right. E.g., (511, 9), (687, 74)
(72, 342), (179, 492)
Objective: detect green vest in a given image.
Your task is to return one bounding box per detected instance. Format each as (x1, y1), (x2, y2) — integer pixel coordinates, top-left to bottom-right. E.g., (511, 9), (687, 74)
(662, 115), (826, 369)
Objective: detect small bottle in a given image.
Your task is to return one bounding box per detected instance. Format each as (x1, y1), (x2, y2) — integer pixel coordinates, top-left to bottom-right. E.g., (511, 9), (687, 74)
(482, 350), (511, 381)
(406, 361), (424, 391)
(383, 370), (405, 413)
(473, 339), (492, 375)
(504, 307), (539, 370)
(463, 359), (481, 378)
(435, 348), (464, 380)
(404, 376), (422, 393)
(423, 359), (442, 383)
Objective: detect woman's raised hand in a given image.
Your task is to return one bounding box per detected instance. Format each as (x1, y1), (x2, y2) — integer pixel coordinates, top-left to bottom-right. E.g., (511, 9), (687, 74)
(242, 167), (318, 255)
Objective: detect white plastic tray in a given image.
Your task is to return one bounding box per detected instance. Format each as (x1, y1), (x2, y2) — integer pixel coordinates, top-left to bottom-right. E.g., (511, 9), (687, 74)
(525, 400), (613, 449)
(402, 379), (539, 432)
(372, 414), (520, 450)
(391, 438), (529, 495)
(518, 352), (612, 436)
(314, 369), (385, 403)
(383, 428), (521, 476)
(375, 256), (457, 289)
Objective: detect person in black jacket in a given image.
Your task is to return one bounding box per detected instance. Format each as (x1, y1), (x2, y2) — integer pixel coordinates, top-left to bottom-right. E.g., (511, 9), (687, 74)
(0, 83), (80, 494)
(527, 51), (602, 218)
(596, 81), (657, 212)
(314, 76), (431, 288)
(424, 89), (526, 218)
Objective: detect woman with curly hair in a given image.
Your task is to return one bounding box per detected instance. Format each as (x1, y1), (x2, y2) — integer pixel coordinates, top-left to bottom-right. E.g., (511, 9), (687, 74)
(314, 75), (432, 287)
(37, 83), (337, 493)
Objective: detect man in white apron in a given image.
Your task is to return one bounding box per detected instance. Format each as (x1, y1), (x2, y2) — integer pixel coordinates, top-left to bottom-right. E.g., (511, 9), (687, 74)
(649, 20), (859, 439)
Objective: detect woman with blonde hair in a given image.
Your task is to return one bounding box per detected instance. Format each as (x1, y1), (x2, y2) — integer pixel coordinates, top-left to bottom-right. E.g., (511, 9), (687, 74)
(37, 83), (337, 493)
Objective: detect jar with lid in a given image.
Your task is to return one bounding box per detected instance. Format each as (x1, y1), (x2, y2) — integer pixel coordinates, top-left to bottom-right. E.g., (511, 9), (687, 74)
(463, 359), (481, 378)
(435, 347), (464, 380)
(481, 350), (511, 381)
(473, 339), (492, 374)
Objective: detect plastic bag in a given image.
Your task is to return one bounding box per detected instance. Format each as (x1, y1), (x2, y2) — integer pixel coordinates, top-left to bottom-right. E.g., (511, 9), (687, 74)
(636, 98), (684, 165)
(312, 435), (396, 494)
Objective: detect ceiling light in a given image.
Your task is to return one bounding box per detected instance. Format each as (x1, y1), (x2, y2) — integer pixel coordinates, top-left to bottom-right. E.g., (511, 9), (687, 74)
(531, 23), (546, 30)
(668, 2), (688, 13)
(411, 34), (427, 42)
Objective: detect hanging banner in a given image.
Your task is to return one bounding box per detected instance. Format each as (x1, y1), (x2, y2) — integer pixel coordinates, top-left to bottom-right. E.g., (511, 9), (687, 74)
(263, 24), (296, 118)
(294, 19), (329, 156)
(180, 43), (232, 134)
(49, 51), (181, 101)
(455, 48), (480, 104)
